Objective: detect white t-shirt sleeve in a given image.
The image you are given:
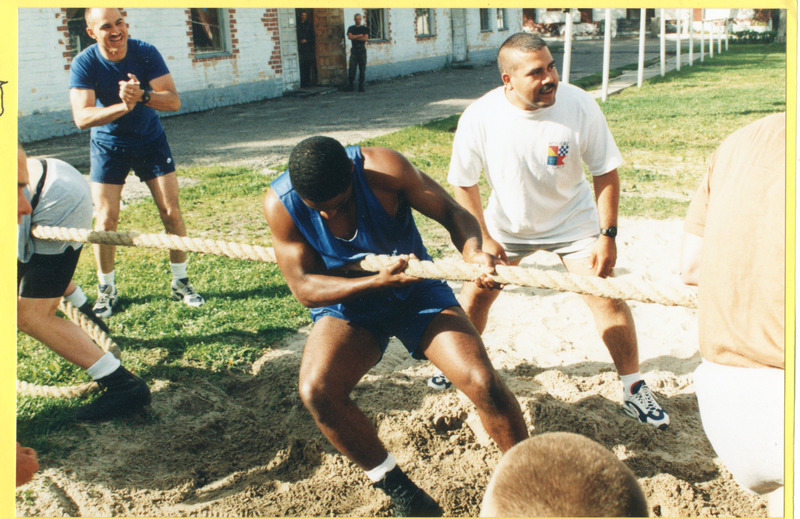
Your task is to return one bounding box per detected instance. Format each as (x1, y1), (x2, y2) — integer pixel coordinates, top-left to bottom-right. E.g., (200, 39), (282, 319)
(448, 110), (484, 187)
(578, 92), (623, 176)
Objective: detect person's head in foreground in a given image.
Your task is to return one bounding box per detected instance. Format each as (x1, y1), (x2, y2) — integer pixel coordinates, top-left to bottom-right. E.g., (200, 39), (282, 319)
(288, 135), (354, 208)
(480, 432), (649, 517)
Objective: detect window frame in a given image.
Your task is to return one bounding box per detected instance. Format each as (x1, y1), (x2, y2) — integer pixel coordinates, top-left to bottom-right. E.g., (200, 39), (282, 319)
(65, 8), (94, 59)
(415, 8), (435, 37)
(496, 8), (507, 31)
(479, 8), (491, 32)
(365, 9), (388, 41)
(189, 8), (230, 57)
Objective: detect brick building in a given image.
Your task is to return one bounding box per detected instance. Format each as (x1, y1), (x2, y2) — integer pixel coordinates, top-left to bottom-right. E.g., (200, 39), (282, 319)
(18, 8), (520, 142)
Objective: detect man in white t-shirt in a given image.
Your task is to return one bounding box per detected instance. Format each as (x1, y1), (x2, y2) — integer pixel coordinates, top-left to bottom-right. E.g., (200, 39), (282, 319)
(429, 32), (669, 429)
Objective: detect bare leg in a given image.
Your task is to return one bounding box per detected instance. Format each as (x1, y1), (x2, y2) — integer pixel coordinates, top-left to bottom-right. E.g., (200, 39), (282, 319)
(298, 316), (387, 470)
(421, 307), (528, 451)
(90, 182), (124, 275)
(457, 258), (522, 334)
(561, 256), (639, 375)
(17, 296), (104, 369)
(145, 172), (188, 264)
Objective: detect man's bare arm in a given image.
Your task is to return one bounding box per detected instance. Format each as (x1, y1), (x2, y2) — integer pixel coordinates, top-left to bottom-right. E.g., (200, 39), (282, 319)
(263, 188), (419, 308)
(69, 88), (130, 130)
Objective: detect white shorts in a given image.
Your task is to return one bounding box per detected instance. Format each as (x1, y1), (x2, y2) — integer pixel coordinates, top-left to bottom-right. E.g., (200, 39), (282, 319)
(693, 359), (785, 494)
(502, 236), (598, 262)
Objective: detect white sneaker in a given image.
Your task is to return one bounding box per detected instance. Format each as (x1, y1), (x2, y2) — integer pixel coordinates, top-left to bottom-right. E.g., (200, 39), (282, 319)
(171, 278), (205, 307)
(623, 380), (670, 430)
(426, 373), (452, 391)
(92, 284), (118, 318)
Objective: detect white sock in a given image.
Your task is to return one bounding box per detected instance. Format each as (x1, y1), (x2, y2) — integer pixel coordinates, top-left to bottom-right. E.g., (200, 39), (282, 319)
(170, 262), (188, 281)
(63, 286), (87, 307)
(86, 352), (121, 380)
(620, 372), (643, 397)
(97, 270), (115, 288)
(365, 454), (397, 483)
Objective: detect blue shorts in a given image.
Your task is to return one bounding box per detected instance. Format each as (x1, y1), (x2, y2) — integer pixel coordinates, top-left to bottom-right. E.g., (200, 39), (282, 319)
(311, 279), (459, 360)
(90, 133), (176, 184)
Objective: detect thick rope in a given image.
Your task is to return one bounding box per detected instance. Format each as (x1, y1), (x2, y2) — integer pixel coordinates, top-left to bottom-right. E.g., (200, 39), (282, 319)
(16, 301), (122, 399)
(31, 225), (696, 308)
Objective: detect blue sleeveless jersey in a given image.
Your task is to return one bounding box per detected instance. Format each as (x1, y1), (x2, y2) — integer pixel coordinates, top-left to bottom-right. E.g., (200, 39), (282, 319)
(271, 145), (431, 268)
(271, 145), (440, 321)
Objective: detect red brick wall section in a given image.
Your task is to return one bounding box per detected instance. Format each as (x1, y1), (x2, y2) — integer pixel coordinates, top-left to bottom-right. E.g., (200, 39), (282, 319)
(188, 8), (239, 63)
(261, 9), (282, 74)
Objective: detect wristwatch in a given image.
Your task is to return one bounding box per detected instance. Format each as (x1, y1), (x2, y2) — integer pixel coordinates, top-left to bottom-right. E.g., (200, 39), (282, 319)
(139, 90), (151, 105)
(600, 226), (617, 238)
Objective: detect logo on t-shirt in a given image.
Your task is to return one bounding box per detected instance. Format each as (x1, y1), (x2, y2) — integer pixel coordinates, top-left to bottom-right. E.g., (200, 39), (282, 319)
(547, 142), (569, 166)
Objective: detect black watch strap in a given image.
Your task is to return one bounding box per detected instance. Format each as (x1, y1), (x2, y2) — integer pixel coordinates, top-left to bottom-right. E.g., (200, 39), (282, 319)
(139, 90), (151, 104)
(600, 226), (617, 238)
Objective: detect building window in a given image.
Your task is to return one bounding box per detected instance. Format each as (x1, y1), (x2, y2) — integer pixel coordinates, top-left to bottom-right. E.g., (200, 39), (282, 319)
(415, 8), (434, 36)
(65, 8), (93, 58)
(190, 8), (228, 54)
(496, 8), (507, 30)
(365, 9), (387, 40)
(479, 9), (491, 31)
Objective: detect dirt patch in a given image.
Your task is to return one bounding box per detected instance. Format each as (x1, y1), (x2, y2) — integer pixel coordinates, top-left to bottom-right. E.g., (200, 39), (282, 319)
(16, 218), (768, 517)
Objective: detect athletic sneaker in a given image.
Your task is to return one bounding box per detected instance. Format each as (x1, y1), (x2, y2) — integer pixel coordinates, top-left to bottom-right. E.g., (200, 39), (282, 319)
(92, 284), (118, 318)
(426, 373), (452, 391)
(171, 278), (205, 307)
(374, 466), (443, 517)
(77, 301), (111, 334)
(623, 380), (670, 430)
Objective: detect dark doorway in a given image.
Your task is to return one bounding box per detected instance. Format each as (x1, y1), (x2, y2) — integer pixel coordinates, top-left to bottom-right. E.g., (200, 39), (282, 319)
(295, 8), (317, 87)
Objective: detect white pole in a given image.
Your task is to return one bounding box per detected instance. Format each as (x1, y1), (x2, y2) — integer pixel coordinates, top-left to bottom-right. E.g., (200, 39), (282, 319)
(718, 21), (722, 53)
(689, 10), (694, 65)
(637, 8), (646, 87)
(562, 9), (573, 84)
(660, 9), (666, 76)
(710, 21), (714, 58)
(676, 13), (681, 71)
(602, 8), (612, 101)
(700, 19), (705, 62)
(724, 19), (729, 51)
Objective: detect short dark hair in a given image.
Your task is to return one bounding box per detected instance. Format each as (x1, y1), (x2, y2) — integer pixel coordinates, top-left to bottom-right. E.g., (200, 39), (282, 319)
(497, 32), (548, 76)
(288, 136), (353, 203)
(481, 432), (649, 517)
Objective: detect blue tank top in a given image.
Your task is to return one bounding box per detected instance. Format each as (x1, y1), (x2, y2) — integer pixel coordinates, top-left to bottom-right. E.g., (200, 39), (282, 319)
(271, 146), (435, 319)
(271, 145), (431, 269)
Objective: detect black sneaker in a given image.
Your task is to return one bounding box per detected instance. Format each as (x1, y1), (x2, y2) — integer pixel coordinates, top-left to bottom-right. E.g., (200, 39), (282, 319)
(76, 301), (111, 334)
(374, 466), (443, 517)
(76, 366), (151, 421)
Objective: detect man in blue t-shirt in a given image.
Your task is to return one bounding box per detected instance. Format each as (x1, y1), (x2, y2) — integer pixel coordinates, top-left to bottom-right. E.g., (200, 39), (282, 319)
(69, 8), (204, 319)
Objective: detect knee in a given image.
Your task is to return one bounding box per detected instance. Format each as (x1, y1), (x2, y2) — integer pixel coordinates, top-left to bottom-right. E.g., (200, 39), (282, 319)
(298, 373), (339, 422)
(94, 208), (119, 231)
(17, 301), (46, 335)
(461, 367), (510, 411)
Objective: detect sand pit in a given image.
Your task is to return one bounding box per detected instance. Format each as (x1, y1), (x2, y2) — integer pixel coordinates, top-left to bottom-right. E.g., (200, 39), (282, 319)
(15, 217), (769, 517)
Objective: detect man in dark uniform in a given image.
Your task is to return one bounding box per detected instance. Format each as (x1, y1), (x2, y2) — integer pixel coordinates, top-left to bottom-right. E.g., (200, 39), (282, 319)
(345, 13), (369, 92)
(296, 10), (315, 88)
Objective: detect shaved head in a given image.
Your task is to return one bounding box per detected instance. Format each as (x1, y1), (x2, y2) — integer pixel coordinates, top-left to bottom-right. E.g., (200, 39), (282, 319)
(497, 32), (548, 76)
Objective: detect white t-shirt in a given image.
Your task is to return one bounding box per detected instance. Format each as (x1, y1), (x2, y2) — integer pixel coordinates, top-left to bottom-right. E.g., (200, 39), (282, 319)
(448, 83), (622, 244)
(18, 158), (93, 262)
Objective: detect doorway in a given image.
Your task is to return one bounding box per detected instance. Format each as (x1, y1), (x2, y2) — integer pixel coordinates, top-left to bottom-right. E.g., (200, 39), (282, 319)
(295, 8), (317, 87)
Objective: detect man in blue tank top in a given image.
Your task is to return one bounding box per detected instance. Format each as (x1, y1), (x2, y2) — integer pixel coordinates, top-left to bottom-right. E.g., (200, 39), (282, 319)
(264, 136), (529, 517)
(69, 8), (204, 320)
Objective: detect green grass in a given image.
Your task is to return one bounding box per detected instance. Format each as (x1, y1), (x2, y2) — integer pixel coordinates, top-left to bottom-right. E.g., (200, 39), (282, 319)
(17, 43), (785, 454)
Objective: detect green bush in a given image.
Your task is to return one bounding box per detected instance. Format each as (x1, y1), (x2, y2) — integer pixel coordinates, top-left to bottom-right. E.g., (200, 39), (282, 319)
(733, 29), (776, 43)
